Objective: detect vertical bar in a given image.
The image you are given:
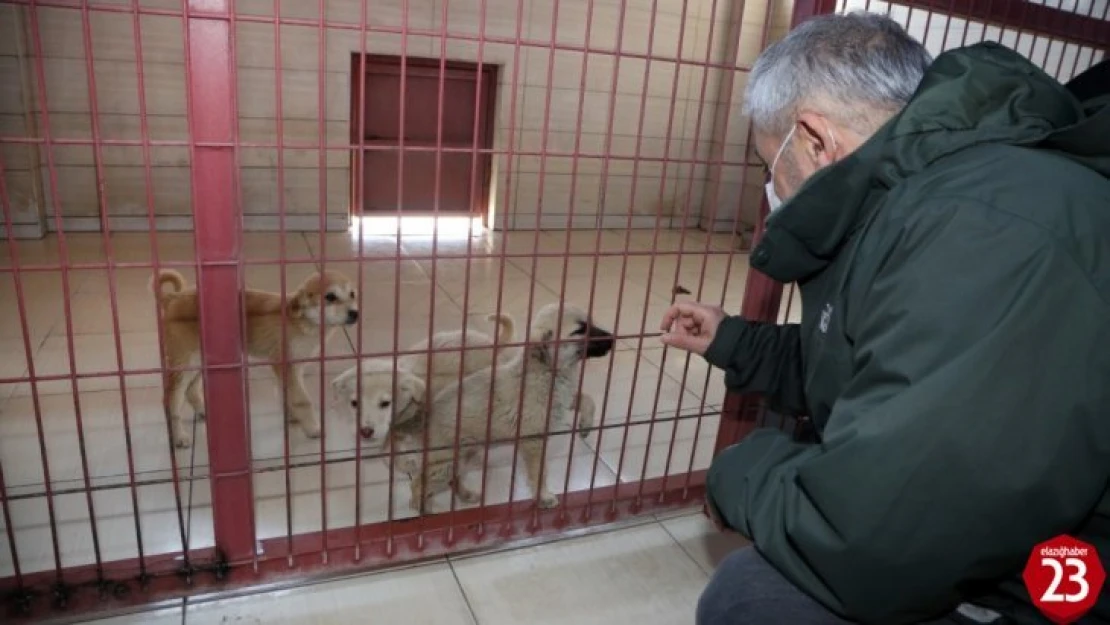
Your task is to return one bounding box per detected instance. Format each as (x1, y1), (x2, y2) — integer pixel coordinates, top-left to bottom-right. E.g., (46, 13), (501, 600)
(636, 0), (721, 507)
(225, 0), (258, 573)
(476, 0), (526, 536)
(714, 0), (836, 452)
(503, 0), (563, 537)
(674, 0), (750, 495)
(271, 0), (295, 567)
(26, 0), (105, 578)
(386, 0), (410, 554)
(80, 0), (147, 573)
(418, 0), (451, 546)
(444, 0), (489, 546)
(351, 0), (369, 562)
(0, 156), (34, 589)
(586, 0), (693, 518)
(315, 0), (330, 563)
(183, 0), (255, 564)
(558, 0), (610, 525)
(133, 0), (192, 568)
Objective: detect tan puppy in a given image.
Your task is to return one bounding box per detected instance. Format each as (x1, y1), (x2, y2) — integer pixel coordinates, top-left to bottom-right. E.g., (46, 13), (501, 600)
(151, 269), (359, 448)
(330, 313), (516, 444)
(395, 302), (614, 513)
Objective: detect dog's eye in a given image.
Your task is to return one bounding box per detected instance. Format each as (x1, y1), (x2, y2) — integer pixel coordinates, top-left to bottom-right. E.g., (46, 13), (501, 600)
(350, 400), (358, 408)
(349, 290), (355, 299)
(379, 400), (391, 409)
(570, 321), (587, 336)
(325, 292), (338, 303)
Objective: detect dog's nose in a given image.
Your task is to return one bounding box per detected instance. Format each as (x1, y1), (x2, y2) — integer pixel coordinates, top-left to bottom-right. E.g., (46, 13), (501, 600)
(347, 310), (359, 324)
(586, 326), (615, 357)
(359, 426), (375, 439)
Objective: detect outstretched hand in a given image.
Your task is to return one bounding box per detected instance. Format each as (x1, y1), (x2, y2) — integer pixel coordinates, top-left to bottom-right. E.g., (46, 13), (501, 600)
(659, 301), (726, 355)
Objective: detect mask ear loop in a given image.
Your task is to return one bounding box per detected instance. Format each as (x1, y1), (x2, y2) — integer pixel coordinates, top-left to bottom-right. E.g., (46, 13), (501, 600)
(826, 122), (838, 157)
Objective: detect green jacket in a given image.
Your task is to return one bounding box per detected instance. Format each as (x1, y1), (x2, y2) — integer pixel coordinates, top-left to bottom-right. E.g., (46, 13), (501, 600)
(704, 42), (1110, 624)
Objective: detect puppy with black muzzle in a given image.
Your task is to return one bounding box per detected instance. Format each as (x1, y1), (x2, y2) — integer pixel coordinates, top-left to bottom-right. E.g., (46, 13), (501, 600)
(393, 302), (614, 513)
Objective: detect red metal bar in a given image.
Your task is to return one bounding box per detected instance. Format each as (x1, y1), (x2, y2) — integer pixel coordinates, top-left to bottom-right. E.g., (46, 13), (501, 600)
(416, 0), (450, 549)
(0, 248), (756, 276)
(0, 473), (703, 621)
(26, 0), (105, 579)
(0, 0), (776, 73)
(714, 0), (833, 451)
(351, 0), (370, 561)
(559, 0), (626, 526)
(588, 0), (693, 519)
(906, 0), (1109, 49)
(501, 0), (564, 538)
(544, 0), (613, 531)
(131, 0), (193, 571)
(316, 0), (331, 563)
(0, 156), (42, 590)
(444, 0), (489, 545)
(183, 0), (255, 564)
(677, 0), (760, 495)
(386, 0), (411, 555)
(270, 0), (295, 569)
(79, 0), (147, 574)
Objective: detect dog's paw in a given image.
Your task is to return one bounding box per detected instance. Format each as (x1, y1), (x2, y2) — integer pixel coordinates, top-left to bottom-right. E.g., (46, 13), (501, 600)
(455, 488), (480, 505)
(173, 433), (193, 449)
(538, 492), (560, 509)
(194, 411), (207, 422)
(301, 420), (322, 439)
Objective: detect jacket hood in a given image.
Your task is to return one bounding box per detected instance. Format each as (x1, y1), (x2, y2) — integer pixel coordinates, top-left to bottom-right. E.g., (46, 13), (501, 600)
(752, 41), (1110, 283)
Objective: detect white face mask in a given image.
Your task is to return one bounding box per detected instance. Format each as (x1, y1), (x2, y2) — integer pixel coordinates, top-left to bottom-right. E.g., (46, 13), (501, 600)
(764, 124), (797, 213)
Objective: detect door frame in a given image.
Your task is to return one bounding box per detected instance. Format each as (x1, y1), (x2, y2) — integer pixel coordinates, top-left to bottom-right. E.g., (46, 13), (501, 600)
(349, 54), (499, 221)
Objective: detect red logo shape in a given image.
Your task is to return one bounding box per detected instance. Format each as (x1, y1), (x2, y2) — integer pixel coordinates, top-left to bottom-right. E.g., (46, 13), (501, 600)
(1022, 534), (1106, 624)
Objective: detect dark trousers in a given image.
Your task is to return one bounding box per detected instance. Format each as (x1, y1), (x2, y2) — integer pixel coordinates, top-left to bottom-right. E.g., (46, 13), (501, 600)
(696, 546), (984, 625)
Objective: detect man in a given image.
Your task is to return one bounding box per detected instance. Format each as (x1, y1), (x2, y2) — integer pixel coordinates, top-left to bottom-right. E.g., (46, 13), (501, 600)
(659, 12), (1110, 625)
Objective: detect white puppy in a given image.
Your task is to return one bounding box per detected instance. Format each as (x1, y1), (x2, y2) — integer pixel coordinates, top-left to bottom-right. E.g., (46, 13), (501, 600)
(331, 313), (515, 444)
(395, 302), (615, 513)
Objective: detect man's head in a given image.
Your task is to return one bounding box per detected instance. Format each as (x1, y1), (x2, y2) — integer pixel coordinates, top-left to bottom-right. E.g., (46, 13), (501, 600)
(745, 12), (932, 208)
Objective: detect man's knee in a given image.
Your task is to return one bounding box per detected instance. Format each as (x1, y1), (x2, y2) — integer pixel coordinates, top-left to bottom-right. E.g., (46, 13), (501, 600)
(696, 546), (848, 625)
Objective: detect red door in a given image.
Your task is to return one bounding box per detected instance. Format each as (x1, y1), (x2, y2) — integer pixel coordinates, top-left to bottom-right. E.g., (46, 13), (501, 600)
(352, 56), (496, 216)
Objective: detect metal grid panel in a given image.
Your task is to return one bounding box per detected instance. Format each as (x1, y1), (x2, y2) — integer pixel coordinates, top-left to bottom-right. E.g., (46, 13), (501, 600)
(0, 0), (785, 618)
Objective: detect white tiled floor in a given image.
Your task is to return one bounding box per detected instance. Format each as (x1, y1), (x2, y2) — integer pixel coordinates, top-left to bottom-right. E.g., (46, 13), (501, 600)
(0, 227), (798, 577)
(82, 511), (750, 625)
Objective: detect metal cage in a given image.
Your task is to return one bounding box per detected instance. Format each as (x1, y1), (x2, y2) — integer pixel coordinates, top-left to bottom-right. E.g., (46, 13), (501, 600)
(0, 0), (1106, 620)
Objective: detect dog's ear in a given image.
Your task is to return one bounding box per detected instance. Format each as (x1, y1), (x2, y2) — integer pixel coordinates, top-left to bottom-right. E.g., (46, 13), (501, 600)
(330, 373), (351, 403)
(394, 374), (427, 425)
(529, 329), (554, 366)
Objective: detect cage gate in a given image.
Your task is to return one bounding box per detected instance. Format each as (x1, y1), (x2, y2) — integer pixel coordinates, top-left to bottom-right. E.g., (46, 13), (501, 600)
(0, 0), (1107, 621)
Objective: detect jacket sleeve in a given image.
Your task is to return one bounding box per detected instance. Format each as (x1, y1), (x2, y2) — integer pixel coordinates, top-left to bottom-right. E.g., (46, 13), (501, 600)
(705, 202), (1110, 624)
(703, 316), (808, 415)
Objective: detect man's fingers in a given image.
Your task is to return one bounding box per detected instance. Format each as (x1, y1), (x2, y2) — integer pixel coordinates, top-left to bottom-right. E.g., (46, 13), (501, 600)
(659, 301), (710, 332)
(660, 332), (710, 355)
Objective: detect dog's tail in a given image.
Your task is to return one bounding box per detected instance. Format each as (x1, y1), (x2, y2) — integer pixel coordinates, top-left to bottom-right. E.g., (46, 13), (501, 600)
(485, 312), (515, 344)
(149, 270), (186, 306)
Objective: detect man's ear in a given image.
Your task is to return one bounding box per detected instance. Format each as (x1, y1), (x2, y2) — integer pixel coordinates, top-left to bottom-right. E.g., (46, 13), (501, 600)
(796, 111), (839, 168)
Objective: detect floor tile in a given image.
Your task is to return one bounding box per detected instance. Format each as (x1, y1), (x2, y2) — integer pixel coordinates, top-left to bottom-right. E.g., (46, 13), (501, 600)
(660, 512), (751, 574)
(451, 522), (706, 625)
(83, 602), (185, 624)
(183, 562), (475, 624)
(0, 228), (756, 578)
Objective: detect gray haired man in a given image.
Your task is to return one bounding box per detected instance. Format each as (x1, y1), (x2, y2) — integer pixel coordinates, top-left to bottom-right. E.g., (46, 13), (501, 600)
(659, 11), (1110, 625)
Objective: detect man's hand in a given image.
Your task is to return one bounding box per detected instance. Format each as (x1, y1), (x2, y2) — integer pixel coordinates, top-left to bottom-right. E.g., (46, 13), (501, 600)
(659, 301), (726, 355)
